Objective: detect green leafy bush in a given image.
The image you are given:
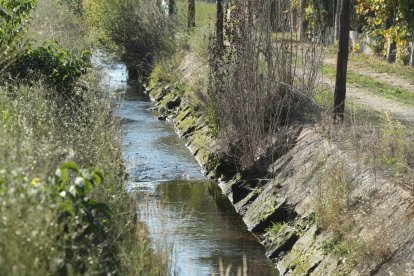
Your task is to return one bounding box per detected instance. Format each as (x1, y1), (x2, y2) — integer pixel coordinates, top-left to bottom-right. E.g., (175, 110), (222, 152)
(0, 162), (112, 275)
(86, 0), (175, 78)
(0, 0), (37, 71)
(9, 41), (91, 92)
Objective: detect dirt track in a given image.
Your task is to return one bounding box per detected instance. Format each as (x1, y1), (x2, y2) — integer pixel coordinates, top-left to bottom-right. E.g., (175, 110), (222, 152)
(321, 57), (414, 125)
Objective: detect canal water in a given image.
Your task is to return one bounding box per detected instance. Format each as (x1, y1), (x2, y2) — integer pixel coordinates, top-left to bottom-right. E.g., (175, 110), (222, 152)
(98, 56), (278, 276)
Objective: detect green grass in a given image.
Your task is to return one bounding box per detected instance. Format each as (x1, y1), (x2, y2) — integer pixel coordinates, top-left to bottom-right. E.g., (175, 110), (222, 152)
(175, 0), (215, 62)
(326, 47), (414, 83)
(176, 0), (217, 27)
(265, 222), (288, 239)
(323, 64), (414, 105)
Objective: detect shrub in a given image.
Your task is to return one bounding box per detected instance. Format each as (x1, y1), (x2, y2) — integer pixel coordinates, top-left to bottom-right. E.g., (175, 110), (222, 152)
(8, 41), (91, 93)
(0, 77), (168, 274)
(0, 163), (112, 275)
(208, 0), (323, 169)
(86, 0), (175, 79)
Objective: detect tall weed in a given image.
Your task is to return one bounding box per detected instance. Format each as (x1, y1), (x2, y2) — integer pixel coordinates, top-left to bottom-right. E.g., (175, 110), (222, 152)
(314, 161), (353, 233)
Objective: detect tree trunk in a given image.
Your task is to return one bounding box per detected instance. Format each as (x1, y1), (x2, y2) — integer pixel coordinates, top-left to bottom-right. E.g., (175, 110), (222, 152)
(298, 0), (307, 41)
(334, 0), (351, 121)
(169, 0), (175, 17)
(188, 0), (195, 29)
(334, 0), (341, 42)
(270, 1), (275, 31)
(216, 0), (224, 50)
(156, 0), (162, 12)
(291, 4), (297, 34)
(410, 40), (414, 67)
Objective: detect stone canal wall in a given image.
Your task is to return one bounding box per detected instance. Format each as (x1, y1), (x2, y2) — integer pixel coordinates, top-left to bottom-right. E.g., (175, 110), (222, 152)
(145, 64), (414, 276)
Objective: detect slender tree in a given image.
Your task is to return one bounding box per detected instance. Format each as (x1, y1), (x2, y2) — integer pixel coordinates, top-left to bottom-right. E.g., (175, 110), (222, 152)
(216, 0), (224, 50)
(386, 8), (397, 63)
(298, 0), (307, 41)
(398, 0), (414, 67)
(188, 0), (195, 29)
(334, 0), (351, 121)
(169, 0), (176, 17)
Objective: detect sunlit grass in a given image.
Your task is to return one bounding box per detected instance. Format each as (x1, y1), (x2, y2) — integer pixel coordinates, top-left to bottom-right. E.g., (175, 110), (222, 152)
(27, 0), (88, 53)
(326, 46), (414, 83)
(322, 64), (414, 105)
(176, 0), (216, 27)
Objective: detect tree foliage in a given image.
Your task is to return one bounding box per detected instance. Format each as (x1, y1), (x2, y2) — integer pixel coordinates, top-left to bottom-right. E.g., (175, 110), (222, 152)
(0, 0), (37, 71)
(356, 0), (414, 60)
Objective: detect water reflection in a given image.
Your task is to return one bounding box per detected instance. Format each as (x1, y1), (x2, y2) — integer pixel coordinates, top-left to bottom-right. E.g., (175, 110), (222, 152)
(131, 180), (278, 276)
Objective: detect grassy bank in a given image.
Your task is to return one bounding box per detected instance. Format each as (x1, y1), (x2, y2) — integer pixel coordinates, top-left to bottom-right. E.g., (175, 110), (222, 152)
(322, 64), (414, 105)
(326, 47), (414, 83)
(0, 0), (168, 274)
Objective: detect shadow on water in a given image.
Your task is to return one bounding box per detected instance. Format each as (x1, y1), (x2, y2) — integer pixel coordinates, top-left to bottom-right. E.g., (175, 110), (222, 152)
(96, 54), (278, 275)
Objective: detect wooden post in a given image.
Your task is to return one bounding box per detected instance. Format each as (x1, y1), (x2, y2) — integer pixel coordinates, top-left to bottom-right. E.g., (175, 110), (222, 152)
(334, 0), (340, 42)
(410, 40), (414, 67)
(216, 0), (224, 50)
(333, 0), (351, 121)
(188, 0), (195, 29)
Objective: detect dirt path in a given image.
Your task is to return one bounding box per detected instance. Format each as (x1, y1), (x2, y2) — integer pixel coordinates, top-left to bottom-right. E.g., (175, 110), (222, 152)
(320, 76), (414, 125)
(324, 57), (414, 94)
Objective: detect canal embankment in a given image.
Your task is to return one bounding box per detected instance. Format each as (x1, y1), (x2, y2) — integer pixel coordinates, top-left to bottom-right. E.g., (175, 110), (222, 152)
(146, 52), (414, 275)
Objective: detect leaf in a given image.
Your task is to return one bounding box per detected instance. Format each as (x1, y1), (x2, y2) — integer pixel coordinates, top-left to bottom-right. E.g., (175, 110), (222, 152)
(55, 168), (68, 183)
(88, 200), (111, 218)
(60, 162), (80, 173)
(59, 201), (75, 217)
(90, 170), (103, 186)
(84, 178), (92, 194)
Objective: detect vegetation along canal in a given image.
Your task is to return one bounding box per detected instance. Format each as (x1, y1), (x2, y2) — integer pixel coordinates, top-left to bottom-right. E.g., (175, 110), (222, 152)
(99, 56), (278, 275)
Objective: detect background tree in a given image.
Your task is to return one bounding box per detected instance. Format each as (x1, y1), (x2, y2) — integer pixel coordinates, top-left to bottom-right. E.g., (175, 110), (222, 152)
(356, 0), (414, 64)
(169, 0), (176, 17)
(397, 0), (414, 66)
(188, 0), (195, 29)
(334, 0), (351, 120)
(216, 0), (224, 50)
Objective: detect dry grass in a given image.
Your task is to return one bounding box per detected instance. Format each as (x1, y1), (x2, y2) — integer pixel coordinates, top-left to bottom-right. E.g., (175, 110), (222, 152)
(27, 0), (88, 53)
(314, 161), (353, 232)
